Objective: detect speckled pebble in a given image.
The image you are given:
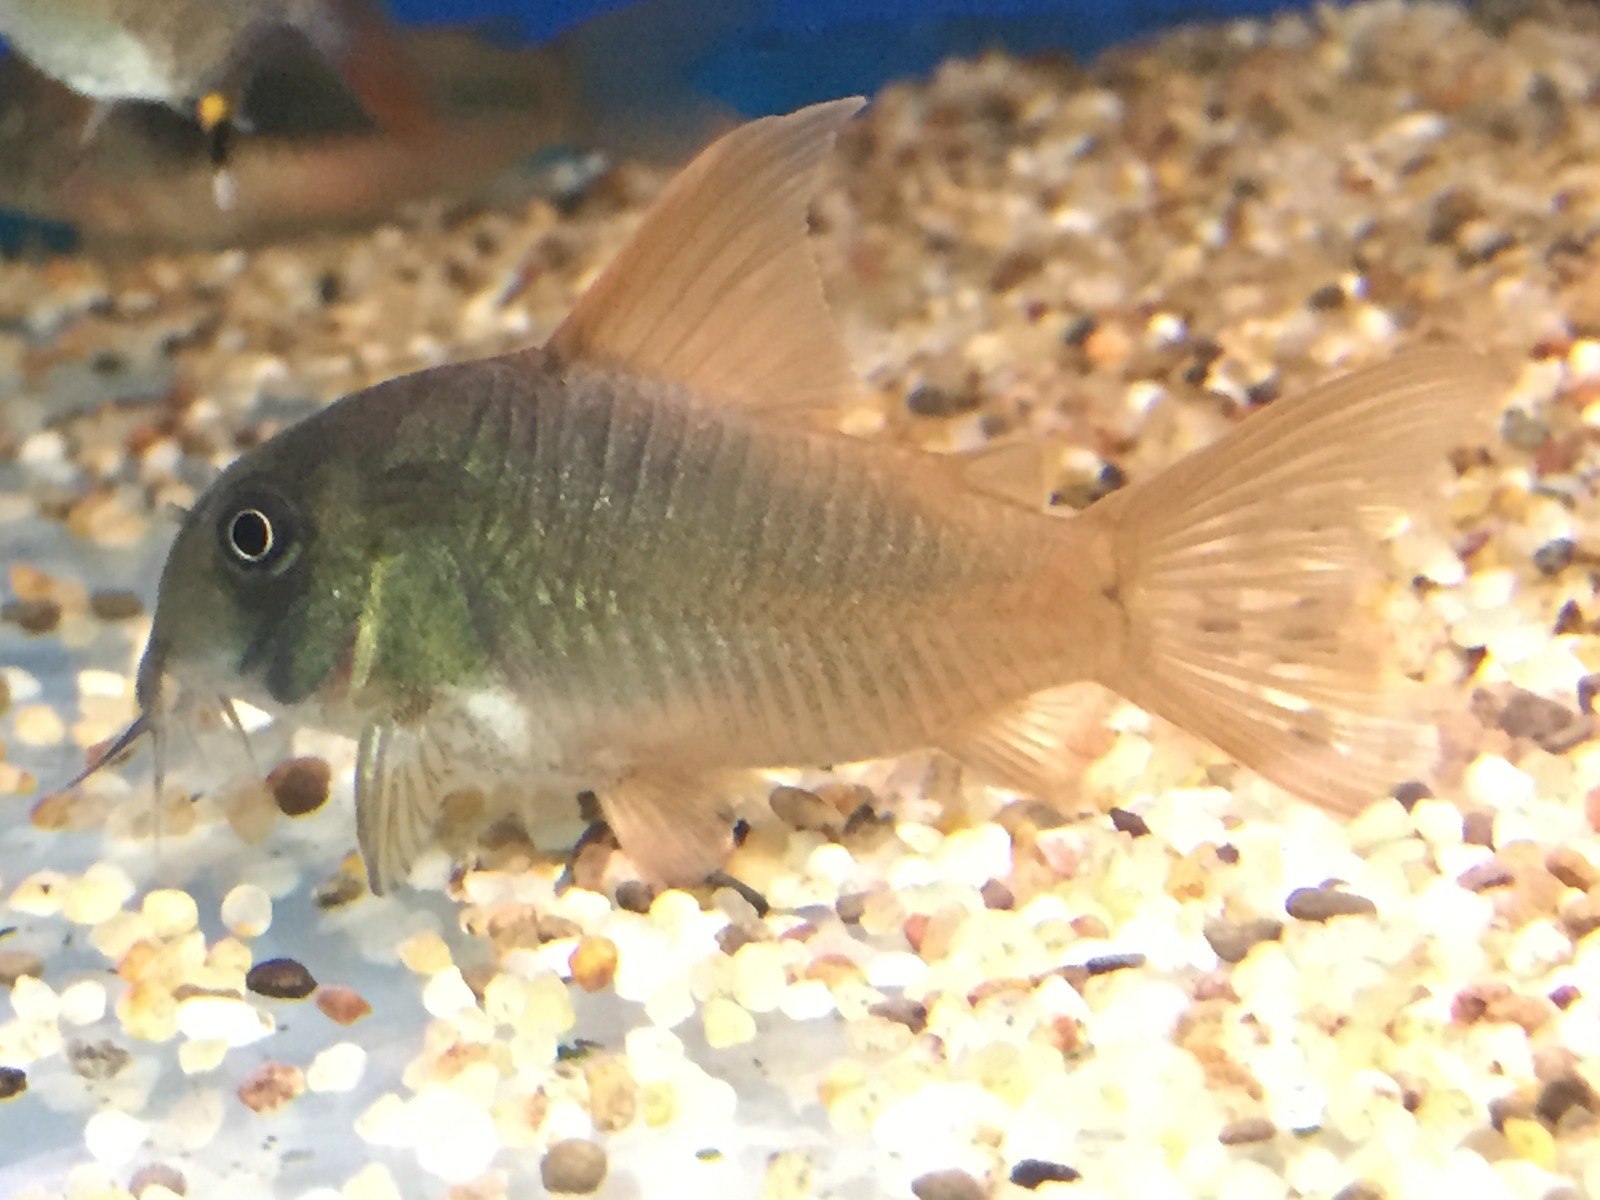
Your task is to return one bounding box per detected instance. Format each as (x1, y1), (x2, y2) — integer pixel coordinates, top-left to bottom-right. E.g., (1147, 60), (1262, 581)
(1285, 886), (1377, 922)
(911, 1168), (988, 1200)
(540, 1138), (609, 1195)
(246, 958), (318, 1000)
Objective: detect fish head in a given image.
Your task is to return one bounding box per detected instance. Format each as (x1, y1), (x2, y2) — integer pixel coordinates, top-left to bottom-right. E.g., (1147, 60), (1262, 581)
(138, 415), (373, 731)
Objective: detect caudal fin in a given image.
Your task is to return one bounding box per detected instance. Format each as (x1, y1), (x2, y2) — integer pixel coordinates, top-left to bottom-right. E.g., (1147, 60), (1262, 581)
(1085, 349), (1498, 813)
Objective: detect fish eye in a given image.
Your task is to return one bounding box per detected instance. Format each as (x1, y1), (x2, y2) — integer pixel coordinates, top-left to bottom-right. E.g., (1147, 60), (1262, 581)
(217, 490), (300, 572)
(228, 509), (274, 562)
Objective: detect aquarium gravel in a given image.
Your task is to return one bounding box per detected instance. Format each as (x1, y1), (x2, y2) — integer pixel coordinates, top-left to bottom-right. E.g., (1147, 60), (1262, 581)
(6, 0), (1600, 1196)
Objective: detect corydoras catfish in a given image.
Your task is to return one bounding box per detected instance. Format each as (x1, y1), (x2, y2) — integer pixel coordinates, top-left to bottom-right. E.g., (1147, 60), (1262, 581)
(85, 99), (1491, 894)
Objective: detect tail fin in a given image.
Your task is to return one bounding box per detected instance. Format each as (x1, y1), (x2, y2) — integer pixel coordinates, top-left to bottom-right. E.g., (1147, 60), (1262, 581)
(1084, 349), (1498, 813)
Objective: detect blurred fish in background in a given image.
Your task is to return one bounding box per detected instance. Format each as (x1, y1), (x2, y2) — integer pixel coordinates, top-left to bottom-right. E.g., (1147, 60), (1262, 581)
(0, 0), (1311, 253)
(0, 0), (755, 250)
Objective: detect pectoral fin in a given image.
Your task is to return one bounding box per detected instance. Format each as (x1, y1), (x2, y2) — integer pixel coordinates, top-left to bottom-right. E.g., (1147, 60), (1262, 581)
(598, 769), (736, 887)
(354, 720), (453, 894)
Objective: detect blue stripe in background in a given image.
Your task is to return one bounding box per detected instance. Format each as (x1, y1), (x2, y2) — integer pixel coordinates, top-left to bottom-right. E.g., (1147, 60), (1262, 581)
(379, 0), (1313, 114)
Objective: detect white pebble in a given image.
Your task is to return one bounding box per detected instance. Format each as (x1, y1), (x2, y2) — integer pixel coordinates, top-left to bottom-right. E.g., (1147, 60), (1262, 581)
(731, 943), (789, 1014)
(220, 885), (273, 938)
(76, 670), (129, 700)
(307, 1042), (367, 1093)
(1465, 755), (1536, 809)
(1, 666), (42, 703)
(141, 889), (199, 937)
(175, 996), (274, 1046)
(702, 997), (757, 1048)
(413, 1091), (499, 1182)
(421, 968), (477, 1019)
(62, 863), (135, 926)
(1506, 920), (1572, 978)
(58, 980), (107, 1026)
(343, 1162), (404, 1200)
(864, 951), (928, 991)
(779, 979), (836, 1021)
(83, 1109), (147, 1166)
(934, 823), (1012, 887)
(11, 975), (59, 1023)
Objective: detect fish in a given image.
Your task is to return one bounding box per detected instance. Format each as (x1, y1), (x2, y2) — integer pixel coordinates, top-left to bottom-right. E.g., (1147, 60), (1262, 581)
(73, 97), (1493, 894)
(0, 0), (428, 200)
(0, 0), (755, 250)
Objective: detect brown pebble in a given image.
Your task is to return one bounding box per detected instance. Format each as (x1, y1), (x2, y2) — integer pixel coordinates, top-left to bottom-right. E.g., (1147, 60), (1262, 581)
(1561, 894), (1600, 940)
(1218, 1116), (1277, 1144)
(1108, 807), (1150, 837)
(1489, 1090), (1538, 1132)
(266, 757), (332, 817)
(1392, 780), (1432, 811)
(716, 925), (762, 956)
(1009, 1159), (1080, 1188)
(237, 1062), (305, 1114)
(584, 1056), (637, 1132)
(614, 880), (655, 913)
(88, 590), (145, 621)
(541, 1138), (609, 1195)
(769, 785), (842, 835)
(1547, 847), (1599, 891)
(1285, 886), (1376, 922)
(1497, 688), (1591, 753)
(1537, 1074), (1599, 1127)
(1457, 860), (1515, 892)
(246, 958), (318, 1000)
(130, 1163), (187, 1197)
(911, 1168), (988, 1200)
(569, 936), (619, 992)
(2, 597), (61, 635)
(1452, 984), (1496, 1025)
(314, 986), (372, 1025)
(0, 1066), (25, 1100)
(1463, 810), (1496, 847)
(1085, 952), (1146, 976)
(980, 879), (1014, 910)
(994, 799), (1067, 835)
(868, 997), (929, 1033)
(835, 893), (868, 924)
(1204, 916), (1283, 964)
(0, 949), (44, 988)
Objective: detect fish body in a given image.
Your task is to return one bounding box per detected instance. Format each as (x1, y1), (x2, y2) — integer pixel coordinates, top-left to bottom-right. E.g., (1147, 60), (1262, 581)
(111, 99), (1493, 893)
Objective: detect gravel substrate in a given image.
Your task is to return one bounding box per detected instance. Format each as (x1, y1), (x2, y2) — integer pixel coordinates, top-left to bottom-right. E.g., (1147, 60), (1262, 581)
(6, 1), (1600, 1196)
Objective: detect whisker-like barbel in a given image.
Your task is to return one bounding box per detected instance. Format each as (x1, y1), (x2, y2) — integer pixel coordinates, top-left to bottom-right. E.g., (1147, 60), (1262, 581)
(57, 713), (149, 794)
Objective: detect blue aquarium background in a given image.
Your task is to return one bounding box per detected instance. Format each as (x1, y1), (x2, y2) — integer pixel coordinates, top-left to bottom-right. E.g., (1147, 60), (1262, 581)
(1, 0), (1318, 119)
(388, 0), (1314, 115)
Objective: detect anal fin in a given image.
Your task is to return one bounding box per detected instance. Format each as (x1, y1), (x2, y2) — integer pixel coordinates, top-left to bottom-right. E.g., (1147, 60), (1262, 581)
(941, 683), (1117, 800)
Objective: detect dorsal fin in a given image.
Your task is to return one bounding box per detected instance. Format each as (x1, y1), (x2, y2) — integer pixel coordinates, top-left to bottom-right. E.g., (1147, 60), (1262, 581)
(546, 97), (866, 413)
